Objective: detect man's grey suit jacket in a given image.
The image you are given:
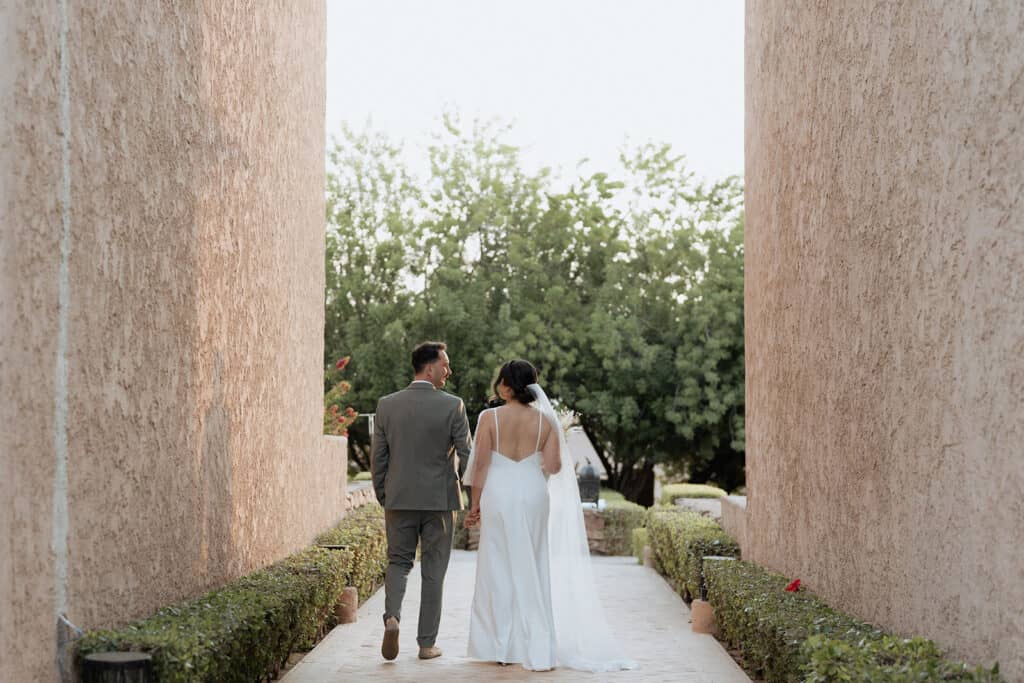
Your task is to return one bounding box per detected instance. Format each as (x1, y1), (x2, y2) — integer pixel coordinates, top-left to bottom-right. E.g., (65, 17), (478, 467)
(371, 381), (470, 511)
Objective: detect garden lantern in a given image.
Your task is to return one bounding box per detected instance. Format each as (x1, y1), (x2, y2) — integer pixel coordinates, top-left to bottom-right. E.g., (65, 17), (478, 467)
(81, 652), (153, 682)
(577, 462), (600, 503)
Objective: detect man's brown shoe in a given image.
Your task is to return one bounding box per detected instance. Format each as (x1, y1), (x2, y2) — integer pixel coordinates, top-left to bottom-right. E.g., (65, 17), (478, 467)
(381, 617), (399, 660)
(418, 646), (442, 660)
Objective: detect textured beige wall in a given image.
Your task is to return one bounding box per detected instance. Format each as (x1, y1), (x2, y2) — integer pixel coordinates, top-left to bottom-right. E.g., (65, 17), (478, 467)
(2, 3), (335, 681)
(2, 1), (64, 680)
(745, 1), (1024, 678)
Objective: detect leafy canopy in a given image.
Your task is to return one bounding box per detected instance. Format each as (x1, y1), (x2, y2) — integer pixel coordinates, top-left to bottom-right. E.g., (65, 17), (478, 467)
(325, 116), (745, 499)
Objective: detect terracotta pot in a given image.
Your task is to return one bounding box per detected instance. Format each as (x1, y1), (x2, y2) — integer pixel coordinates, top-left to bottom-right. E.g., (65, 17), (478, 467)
(690, 599), (717, 635)
(335, 586), (358, 624)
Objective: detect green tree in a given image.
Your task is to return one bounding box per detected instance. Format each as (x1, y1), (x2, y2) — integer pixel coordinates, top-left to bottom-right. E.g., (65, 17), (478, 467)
(324, 120), (745, 500)
(324, 126), (421, 469)
(411, 116), (556, 417)
(557, 145), (745, 502)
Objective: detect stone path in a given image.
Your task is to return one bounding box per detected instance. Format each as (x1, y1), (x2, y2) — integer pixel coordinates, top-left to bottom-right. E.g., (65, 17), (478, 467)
(281, 550), (751, 682)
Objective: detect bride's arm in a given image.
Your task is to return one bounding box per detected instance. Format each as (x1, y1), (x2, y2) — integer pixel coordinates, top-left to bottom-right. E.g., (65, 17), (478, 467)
(465, 411), (494, 526)
(540, 420), (562, 475)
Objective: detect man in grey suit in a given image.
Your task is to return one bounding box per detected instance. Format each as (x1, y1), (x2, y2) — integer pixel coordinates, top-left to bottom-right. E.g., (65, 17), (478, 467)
(371, 341), (471, 661)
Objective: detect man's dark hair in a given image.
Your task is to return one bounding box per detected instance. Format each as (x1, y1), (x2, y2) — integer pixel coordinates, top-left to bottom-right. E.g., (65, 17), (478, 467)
(411, 341), (447, 374)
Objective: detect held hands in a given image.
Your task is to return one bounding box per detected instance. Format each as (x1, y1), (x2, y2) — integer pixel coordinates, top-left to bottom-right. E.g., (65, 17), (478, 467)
(463, 505), (481, 528)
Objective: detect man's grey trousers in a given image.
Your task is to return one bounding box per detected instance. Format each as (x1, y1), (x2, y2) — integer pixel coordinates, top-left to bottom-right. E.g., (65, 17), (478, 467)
(383, 509), (456, 647)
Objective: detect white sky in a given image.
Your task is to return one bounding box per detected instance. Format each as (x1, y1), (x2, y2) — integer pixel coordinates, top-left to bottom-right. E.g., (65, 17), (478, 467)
(326, 1), (744, 185)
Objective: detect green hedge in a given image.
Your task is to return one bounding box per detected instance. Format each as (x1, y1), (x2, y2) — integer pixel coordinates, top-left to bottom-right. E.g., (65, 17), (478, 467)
(314, 503), (388, 604)
(454, 500), (644, 556)
(599, 487), (625, 502)
(658, 483), (727, 505)
(77, 503), (386, 683)
(631, 527), (648, 564)
(646, 507), (738, 601)
(453, 509), (470, 550)
(601, 500), (647, 556)
(704, 558), (1001, 683)
(351, 471), (372, 482)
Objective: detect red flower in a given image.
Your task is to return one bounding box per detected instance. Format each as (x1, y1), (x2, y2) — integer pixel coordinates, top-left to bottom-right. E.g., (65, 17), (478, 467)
(341, 430), (349, 437)
(345, 406), (356, 416)
(785, 579), (801, 593)
(335, 356), (350, 371)
(329, 405), (339, 414)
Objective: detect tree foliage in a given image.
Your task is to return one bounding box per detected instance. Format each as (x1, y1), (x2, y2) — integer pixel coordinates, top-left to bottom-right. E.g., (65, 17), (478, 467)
(325, 117), (745, 500)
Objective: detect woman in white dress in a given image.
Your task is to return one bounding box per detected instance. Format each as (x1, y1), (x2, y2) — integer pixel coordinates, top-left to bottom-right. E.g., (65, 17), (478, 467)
(463, 360), (636, 673)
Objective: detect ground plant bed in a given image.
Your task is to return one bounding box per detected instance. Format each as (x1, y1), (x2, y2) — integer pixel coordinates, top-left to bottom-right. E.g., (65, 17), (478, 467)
(703, 558), (1002, 683)
(76, 503), (387, 683)
(646, 506), (739, 600)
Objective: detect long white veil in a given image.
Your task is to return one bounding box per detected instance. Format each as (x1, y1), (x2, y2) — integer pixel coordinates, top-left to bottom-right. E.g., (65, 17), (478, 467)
(528, 383), (637, 672)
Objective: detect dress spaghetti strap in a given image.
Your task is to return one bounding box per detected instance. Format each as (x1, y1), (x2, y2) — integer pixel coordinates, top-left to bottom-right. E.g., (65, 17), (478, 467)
(493, 408), (500, 453)
(534, 410), (543, 453)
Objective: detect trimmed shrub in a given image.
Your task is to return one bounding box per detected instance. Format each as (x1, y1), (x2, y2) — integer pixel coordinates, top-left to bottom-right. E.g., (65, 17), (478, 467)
(601, 500), (646, 555)
(599, 487), (625, 502)
(452, 491), (474, 550)
(631, 527), (648, 564)
(77, 503), (386, 683)
(453, 509), (470, 550)
(805, 635), (1002, 682)
(658, 483), (727, 505)
(314, 502), (387, 604)
(352, 471), (372, 482)
(646, 507), (738, 601)
(704, 558), (1001, 683)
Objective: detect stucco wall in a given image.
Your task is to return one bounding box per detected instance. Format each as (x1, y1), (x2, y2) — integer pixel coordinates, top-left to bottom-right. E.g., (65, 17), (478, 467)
(745, 1), (1024, 678)
(2, 1), (64, 680)
(1, 3), (335, 681)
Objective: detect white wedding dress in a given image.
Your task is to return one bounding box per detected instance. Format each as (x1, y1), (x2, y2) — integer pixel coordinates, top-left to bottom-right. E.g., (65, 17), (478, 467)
(464, 385), (636, 673)
(467, 409), (557, 670)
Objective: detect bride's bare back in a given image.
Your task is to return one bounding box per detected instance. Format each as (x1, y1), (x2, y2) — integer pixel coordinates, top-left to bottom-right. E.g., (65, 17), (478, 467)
(472, 403), (561, 478)
(494, 404), (549, 459)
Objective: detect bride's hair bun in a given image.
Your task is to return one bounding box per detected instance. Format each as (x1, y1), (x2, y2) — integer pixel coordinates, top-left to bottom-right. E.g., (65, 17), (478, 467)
(494, 359), (538, 404)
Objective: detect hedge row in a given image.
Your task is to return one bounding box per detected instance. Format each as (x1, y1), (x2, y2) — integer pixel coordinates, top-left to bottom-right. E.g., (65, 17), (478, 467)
(631, 527), (648, 564)
(455, 500), (645, 556)
(601, 500), (647, 556)
(646, 507), (739, 600)
(658, 482), (727, 506)
(77, 503), (387, 683)
(599, 487), (626, 502)
(452, 489), (474, 550)
(314, 503), (388, 603)
(704, 558), (1002, 683)
(453, 508), (471, 550)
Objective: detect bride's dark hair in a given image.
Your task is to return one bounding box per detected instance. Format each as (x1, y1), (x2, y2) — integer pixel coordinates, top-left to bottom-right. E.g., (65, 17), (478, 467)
(493, 359), (538, 405)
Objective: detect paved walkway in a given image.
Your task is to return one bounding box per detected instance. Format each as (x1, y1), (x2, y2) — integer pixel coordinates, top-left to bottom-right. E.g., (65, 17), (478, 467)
(281, 550), (751, 682)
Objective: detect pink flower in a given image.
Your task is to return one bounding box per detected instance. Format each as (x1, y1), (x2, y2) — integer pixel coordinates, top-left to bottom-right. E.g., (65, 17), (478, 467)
(785, 579), (801, 593)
